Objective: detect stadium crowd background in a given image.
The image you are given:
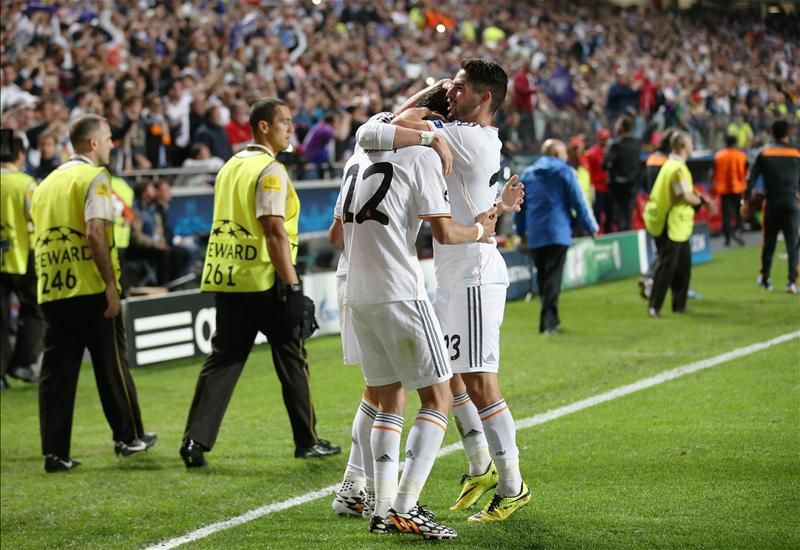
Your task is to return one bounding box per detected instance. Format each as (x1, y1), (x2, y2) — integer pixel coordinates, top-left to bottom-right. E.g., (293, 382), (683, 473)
(1, 0), (799, 286)
(2, 0), (799, 172)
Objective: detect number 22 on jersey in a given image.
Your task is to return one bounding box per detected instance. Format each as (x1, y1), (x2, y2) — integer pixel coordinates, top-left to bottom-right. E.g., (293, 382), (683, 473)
(341, 162), (394, 225)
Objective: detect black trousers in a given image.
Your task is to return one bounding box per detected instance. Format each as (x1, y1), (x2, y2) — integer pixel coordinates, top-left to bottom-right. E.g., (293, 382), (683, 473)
(0, 258), (44, 378)
(610, 186), (635, 232)
(721, 194), (743, 244)
(183, 286), (318, 451)
(594, 191), (614, 234)
(39, 293), (145, 457)
(649, 234), (691, 313)
(761, 200), (799, 285)
(531, 245), (568, 333)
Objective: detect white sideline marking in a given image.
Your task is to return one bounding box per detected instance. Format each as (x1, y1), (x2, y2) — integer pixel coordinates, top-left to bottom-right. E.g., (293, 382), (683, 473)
(146, 331), (800, 550)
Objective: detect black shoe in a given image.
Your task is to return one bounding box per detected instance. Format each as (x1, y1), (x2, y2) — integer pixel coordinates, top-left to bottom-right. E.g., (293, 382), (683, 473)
(295, 439), (341, 458)
(8, 365), (38, 383)
(180, 438), (208, 468)
(45, 454), (81, 473)
(114, 432), (158, 457)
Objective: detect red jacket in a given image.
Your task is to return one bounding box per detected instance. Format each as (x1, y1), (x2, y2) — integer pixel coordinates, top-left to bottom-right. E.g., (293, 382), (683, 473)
(585, 144), (609, 193)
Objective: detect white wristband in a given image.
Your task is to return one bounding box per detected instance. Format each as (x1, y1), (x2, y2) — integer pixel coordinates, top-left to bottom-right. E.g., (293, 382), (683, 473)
(420, 130), (435, 146)
(474, 222), (484, 241)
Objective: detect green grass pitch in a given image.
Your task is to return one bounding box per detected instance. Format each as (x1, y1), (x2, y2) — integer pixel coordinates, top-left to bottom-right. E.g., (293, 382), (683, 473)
(1, 245), (798, 549)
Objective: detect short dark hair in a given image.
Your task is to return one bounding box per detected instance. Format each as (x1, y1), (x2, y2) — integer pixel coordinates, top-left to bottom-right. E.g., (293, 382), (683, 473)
(250, 98), (287, 134)
(725, 134), (738, 147)
(460, 58), (508, 113)
(415, 84), (449, 119)
(615, 114), (633, 135)
(69, 115), (106, 149)
(657, 128), (675, 154)
(0, 131), (24, 163)
(772, 119), (789, 141)
(189, 143), (207, 158)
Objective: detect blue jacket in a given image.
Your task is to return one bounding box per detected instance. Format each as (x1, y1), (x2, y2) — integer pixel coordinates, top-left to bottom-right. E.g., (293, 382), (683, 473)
(515, 155), (598, 248)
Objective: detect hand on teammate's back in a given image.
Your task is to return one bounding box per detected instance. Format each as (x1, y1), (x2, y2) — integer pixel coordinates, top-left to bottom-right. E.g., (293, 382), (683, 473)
(476, 206), (498, 243)
(500, 174), (524, 212)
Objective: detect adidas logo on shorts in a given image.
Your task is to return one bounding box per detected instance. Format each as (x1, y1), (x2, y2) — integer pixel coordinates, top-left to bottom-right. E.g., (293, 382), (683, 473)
(376, 454), (393, 463)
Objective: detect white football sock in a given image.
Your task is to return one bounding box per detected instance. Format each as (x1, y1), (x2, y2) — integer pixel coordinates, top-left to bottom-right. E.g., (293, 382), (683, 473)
(393, 408), (448, 513)
(479, 399), (522, 496)
(342, 404), (366, 484)
(452, 391), (491, 475)
(371, 412), (403, 518)
(354, 398), (378, 485)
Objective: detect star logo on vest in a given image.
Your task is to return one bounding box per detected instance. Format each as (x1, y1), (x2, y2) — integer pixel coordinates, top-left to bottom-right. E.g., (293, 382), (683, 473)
(210, 219), (253, 239)
(36, 226), (85, 247)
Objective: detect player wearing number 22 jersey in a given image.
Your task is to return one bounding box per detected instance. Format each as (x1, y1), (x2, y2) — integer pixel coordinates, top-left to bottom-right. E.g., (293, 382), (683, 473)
(338, 126), (498, 538)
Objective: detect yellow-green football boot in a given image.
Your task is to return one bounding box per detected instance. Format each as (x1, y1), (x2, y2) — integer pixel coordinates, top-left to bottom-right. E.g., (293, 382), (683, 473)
(450, 461), (498, 511)
(467, 481), (531, 522)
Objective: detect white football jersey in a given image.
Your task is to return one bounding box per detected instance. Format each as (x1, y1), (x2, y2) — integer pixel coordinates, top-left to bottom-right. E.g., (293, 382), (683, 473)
(335, 112), (397, 281)
(341, 146), (450, 305)
(426, 120), (509, 288)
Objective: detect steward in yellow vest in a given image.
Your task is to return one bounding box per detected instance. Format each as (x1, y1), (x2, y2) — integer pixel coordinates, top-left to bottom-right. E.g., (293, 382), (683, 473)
(0, 166), (36, 275)
(0, 131), (44, 389)
(642, 131), (715, 318)
(181, 98), (339, 468)
(111, 176), (135, 250)
(32, 160), (121, 303)
(29, 115), (154, 471)
(201, 146), (299, 292)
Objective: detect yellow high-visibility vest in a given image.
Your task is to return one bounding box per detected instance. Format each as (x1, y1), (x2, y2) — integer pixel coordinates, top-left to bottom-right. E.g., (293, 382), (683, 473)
(644, 158), (695, 242)
(202, 148), (300, 292)
(30, 162), (120, 303)
(0, 168), (35, 274)
(111, 176), (134, 249)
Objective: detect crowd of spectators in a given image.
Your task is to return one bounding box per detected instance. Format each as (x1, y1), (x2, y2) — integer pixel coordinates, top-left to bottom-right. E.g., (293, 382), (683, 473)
(1, 0), (798, 183)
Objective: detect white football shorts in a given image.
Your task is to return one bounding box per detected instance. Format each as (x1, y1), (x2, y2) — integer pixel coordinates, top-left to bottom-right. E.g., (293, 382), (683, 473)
(337, 276), (361, 366)
(350, 299), (453, 390)
(433, 283), (506, 374)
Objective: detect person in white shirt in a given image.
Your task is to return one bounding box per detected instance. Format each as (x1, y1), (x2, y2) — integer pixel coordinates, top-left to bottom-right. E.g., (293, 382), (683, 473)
(337, 137), (496, 540)
(355, 58), (530, 523)
(328, 105), (452, 524)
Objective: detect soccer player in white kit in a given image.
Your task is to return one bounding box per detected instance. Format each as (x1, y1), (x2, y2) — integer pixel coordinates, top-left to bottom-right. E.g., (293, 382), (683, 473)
(356, 58), (530, 522)
(328, 107), (453, 520)
(338, 129), (496, 539)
